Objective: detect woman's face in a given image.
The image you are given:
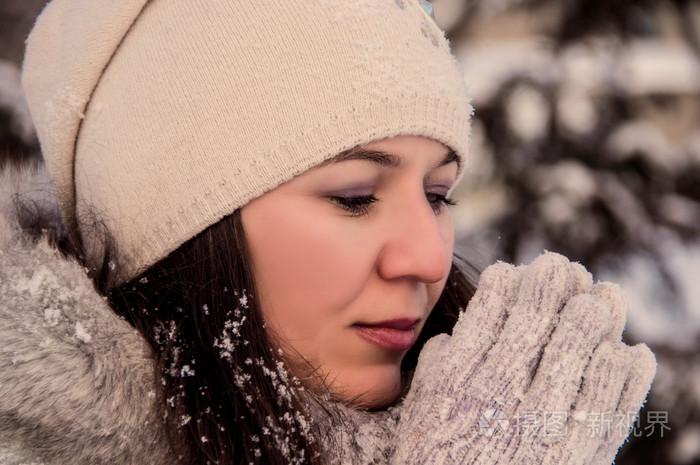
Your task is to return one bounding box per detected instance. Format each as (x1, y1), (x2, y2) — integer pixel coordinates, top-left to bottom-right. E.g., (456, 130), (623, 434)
(241, 135), (458, 408)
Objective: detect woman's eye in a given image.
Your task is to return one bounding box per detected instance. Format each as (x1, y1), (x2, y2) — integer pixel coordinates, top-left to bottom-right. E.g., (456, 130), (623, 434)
(328, 192), (456, 216)
(329, 195), (378, 216)
(426, 192), (457, 214)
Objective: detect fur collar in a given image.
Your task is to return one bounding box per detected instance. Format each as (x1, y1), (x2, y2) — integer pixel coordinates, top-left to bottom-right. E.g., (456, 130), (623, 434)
(0, 163), (175, 465)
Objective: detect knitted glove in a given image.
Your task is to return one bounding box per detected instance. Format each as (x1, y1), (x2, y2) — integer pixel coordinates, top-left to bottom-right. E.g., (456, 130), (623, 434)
(389, 252), (656, 465)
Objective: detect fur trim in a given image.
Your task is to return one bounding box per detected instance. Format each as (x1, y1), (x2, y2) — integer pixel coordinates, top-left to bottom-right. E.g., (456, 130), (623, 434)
(0, 162), (175, 465)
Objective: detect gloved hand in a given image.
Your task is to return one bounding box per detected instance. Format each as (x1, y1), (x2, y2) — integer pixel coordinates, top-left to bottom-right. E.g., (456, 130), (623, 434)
(389, 252), (656, 465)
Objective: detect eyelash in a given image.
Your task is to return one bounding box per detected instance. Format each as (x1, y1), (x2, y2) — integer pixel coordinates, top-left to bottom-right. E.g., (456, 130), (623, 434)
(329, 193), (457, 217)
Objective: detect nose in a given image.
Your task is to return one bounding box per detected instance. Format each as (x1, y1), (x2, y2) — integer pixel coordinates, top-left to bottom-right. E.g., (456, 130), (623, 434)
(376, 195), (453, 284)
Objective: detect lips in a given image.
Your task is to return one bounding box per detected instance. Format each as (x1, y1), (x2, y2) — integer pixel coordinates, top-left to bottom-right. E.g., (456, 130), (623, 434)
(352, 318), (420, 351)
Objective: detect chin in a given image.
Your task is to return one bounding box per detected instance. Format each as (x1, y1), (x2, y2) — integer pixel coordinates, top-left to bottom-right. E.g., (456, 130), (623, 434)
(336, 364), (404, 409)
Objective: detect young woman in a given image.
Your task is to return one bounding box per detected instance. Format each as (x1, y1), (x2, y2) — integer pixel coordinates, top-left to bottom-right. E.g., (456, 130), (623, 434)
(0, 1), (655, 464)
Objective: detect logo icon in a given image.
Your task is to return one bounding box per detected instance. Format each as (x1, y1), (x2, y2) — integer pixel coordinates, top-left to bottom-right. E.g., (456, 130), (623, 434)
(479, 408), (510, 437)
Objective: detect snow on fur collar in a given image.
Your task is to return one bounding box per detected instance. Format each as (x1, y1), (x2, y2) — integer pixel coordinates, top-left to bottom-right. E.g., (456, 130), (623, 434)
(0, 163), (175, 465)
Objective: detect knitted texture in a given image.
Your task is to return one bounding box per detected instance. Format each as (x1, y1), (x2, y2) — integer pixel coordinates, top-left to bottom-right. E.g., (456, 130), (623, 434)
(21, 0), (472, 282)
(386, 252), (657, 464)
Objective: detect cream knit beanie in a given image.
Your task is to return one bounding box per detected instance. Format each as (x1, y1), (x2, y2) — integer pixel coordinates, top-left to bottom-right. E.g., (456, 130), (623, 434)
(22, 0), (472, 282)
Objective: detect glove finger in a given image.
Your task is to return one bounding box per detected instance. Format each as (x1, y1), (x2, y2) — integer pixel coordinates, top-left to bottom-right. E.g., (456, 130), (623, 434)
(589, 282), (628, 342)
(570, 261), (594, 295)
(404, 333), (451, 401)
(516, 258), (592, 295)
(447, 261), (521, 374)
(395, 333), (452, 451)
(589, 343), (656, 465)
(397, 261), (521, 449)
(400, 261), (520, 412)
(562, 341), (632, 465)
(520, 293), (612, 413)
(478, 252), (591, 407)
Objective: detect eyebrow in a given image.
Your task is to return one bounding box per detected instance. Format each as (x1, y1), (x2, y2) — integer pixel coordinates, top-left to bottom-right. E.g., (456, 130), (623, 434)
(319, 146), (460, 169)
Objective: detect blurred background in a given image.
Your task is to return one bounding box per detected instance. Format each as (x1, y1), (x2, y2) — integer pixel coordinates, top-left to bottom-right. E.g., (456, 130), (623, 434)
(1, 0), (699, 463)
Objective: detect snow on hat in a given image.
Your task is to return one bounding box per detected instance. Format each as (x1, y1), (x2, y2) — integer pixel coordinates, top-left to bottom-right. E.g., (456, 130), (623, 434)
(22, 0), (472, 282)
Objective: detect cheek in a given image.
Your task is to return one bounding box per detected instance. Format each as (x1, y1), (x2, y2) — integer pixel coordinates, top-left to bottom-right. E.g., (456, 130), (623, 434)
(427, 213), (455, 308)
(242, 201), (372, 333)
